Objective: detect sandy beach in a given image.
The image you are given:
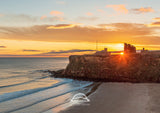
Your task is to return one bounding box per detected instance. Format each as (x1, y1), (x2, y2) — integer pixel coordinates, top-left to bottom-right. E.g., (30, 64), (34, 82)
(59, 83), (160, 113)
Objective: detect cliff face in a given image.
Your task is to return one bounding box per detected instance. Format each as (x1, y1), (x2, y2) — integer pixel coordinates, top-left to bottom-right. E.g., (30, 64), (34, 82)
(65, 54), (160, 82)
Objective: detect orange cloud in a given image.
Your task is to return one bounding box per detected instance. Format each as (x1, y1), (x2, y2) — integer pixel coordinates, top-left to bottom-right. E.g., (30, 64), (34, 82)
(86, 12), (93, 16)
(148, 17), (160, 27)
(0, 46), (6, 48)
(47, 24), (76, 29)
(148, 22), (160, 27)
(153, 17), (160, 21)
(106, 4), (128, 14)
(40, 15), (47, 20)
(131, 7), (154, 14)
(50, 11), (64, 16)
(0, 23), (159, 45)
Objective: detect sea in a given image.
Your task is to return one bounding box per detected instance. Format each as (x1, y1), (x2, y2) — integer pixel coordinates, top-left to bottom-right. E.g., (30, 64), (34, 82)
(0, 57), (93, 113)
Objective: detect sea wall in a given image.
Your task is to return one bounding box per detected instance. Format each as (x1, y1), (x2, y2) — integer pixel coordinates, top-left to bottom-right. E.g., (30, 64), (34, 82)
(64, 54), (160, 82)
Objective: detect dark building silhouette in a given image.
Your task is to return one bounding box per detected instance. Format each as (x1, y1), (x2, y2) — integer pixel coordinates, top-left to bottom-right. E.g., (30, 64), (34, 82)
(141, 48), (148, 53)
(124, 43), (136, 53)
(95, 48), (111, 56)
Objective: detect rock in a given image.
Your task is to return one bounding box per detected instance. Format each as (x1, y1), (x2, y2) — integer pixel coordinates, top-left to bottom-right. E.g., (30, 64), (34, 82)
(48, 69), (65, 77)
(64, 54), (160, 82)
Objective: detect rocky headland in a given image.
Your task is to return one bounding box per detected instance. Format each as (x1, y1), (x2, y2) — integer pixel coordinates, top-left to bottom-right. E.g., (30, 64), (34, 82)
(49, 43), (160, 83)
(49, 53), (160, 83)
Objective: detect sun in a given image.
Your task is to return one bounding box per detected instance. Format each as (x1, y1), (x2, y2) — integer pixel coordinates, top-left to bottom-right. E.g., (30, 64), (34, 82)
(120, 52), (124, 55)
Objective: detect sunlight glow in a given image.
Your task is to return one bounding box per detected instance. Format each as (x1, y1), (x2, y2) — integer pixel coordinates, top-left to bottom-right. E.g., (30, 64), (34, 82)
(120, 52), (124, 55)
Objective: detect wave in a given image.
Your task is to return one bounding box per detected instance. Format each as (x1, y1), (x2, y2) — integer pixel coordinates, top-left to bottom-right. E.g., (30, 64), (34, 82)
(0, 69), (51, 80)
(5, 82), (92, 113)
(41, 82), (100, 113)
(0, 69), (54, 88)
(0, 74), (27, 80)
(0, 79), (73, 103)
(0, 76), (49, 88)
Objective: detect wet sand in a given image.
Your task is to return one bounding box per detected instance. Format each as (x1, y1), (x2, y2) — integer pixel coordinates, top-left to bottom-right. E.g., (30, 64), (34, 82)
(59, 83), (160, 113)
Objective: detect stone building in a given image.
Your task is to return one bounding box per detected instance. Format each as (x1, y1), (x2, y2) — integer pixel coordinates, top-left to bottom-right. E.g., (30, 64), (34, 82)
(95, 48), (111, 56)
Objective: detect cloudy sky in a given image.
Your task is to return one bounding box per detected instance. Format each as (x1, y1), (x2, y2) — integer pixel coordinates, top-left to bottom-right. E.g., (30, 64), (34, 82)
(0, 0), (160, 57)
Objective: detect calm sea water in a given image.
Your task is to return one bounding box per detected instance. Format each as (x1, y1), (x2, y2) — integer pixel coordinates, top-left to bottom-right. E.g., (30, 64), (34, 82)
(0, 58), (93, 113)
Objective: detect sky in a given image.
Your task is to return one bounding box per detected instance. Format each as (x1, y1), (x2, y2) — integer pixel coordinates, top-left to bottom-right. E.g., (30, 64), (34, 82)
(0, 0), (160, 57)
